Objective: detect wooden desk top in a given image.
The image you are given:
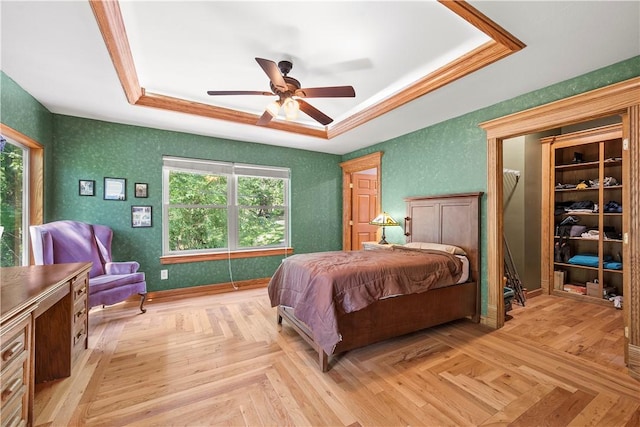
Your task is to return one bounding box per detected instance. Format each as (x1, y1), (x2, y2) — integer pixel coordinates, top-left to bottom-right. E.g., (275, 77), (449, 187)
(1, 262), (92, 322)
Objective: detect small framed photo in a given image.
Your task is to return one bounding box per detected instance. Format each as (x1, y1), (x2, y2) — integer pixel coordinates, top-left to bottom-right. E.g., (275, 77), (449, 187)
(135, 182), (148, 198)
(131, 205), (152, 228)
(79, 179), (95, 196)
(104, 177), (126, 201)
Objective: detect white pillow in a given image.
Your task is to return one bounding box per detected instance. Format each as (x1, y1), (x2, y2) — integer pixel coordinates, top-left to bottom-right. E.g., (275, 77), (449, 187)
(363, 242), (393, 250)
(401, 242), (466, 255)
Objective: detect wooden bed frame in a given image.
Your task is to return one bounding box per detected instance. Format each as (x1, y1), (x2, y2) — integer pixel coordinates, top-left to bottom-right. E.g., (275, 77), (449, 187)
(277, 192), (482, 371)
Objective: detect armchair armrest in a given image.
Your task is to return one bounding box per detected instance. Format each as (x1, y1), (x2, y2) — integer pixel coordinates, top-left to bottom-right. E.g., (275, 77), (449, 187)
(105, 261), (140, 274)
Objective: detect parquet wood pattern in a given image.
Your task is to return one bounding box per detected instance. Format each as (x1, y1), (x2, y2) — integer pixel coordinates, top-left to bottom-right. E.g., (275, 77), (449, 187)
(34, 290), (640, 426)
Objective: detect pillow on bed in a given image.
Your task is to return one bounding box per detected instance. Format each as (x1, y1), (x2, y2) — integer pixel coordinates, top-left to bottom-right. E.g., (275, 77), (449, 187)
(400, 242), (466, 255)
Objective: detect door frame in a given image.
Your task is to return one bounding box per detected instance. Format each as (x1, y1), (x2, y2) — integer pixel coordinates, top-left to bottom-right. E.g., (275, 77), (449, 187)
(480, 76), (640, 379)
(339, 152), (383, 250)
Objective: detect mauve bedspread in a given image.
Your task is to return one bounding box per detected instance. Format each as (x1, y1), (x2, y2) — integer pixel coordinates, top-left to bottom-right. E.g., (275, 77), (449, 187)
(268, 247), (463, 354)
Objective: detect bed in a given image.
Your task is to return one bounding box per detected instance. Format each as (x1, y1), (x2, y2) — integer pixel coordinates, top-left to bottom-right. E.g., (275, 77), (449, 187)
(268, 192), (482, 371)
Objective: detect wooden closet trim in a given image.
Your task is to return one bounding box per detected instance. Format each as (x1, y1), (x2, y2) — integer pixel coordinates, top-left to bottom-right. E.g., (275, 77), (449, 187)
(481, 78), (639, 139)
(626, 105), (640, 378)
(480, 76), (640, 379)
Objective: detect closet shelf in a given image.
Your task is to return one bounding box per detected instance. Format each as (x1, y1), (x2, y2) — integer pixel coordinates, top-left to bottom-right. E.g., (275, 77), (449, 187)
(555, 160), (599, 170)
(543, 123), (626, 304)
(553, 262), (624, 274)
(553, 236), (623, 242)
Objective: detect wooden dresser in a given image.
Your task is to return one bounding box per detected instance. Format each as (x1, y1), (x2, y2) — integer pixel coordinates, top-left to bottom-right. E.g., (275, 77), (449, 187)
(1, 262), (91, 427)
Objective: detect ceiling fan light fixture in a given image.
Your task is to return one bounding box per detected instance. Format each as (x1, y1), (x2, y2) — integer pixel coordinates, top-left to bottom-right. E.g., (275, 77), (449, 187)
(208, 58), (354, 126)
(266, 100), (281, 116)
(283, 98), (299, 120)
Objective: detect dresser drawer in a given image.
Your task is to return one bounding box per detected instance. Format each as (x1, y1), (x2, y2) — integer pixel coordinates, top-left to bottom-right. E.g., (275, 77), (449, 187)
(72, 314), (88, 355)
(1, 357), (27, 409)
(0, 327), (27, 374)
(71, 324), (87, 364)
(0, 388), (27, 427)
(71, 274), (88, 303)
(73, 294), (88, 330)
(1, 353), (28, 427)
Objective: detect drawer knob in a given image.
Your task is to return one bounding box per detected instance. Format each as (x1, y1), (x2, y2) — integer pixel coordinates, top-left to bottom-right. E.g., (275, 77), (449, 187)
(1, 341), (22, 361)
(76, 286), (87, 296)
(76, 308), (87, 318)
(1, 377), (22, 402)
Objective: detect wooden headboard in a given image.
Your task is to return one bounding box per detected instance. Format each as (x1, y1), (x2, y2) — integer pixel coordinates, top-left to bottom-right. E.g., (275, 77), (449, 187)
(403, 192), (482, 283)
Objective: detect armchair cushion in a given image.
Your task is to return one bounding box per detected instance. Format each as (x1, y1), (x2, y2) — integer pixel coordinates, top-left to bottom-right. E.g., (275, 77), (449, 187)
(105, 261), (140, 275)
(90, 272), (145, 293)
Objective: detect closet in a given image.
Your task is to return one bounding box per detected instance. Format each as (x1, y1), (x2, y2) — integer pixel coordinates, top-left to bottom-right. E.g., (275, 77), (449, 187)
(542, 123), (627, 306)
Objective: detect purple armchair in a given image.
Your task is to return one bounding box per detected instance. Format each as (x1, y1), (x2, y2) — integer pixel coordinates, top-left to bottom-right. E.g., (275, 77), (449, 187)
(30, 220), (147, 313)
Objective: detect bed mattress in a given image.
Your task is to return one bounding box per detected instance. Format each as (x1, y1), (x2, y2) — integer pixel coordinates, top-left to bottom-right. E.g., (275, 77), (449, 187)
(268, 247), (464, 354)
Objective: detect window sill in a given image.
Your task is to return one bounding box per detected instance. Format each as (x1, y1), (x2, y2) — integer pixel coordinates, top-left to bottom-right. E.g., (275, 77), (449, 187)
(160, 247), (294, 265)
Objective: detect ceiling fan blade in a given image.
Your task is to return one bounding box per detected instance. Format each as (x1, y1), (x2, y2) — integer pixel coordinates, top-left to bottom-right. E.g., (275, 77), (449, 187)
(256, 109), (275, 126)
(207, 90), (273, 96)
(295, 86), (355, 98)
(297, 99), (333, 126)
(255, 58), (288, 92)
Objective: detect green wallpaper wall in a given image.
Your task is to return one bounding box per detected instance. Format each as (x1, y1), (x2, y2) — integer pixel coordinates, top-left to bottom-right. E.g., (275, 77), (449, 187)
(50, 116), (343, 291)
(0, 73), (53, 144)
(1, 72), (55, 212)
(343, 55), (640, 312)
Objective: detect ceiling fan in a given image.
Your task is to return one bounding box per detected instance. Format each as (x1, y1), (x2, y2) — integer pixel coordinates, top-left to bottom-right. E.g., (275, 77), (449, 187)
(207, 57), (356, 126)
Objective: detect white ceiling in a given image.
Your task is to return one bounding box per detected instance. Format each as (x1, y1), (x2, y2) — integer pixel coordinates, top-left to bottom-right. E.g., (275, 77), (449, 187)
(1, 1), (639, 155)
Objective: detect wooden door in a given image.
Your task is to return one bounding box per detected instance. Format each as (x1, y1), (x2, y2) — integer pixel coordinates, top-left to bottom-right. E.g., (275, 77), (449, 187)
(351, 172), (378, 250)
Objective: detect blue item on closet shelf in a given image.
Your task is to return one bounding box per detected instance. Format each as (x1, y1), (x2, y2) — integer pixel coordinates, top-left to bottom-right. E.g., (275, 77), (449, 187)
(604, 261), (622, 270)
(567, 254), (600, 267)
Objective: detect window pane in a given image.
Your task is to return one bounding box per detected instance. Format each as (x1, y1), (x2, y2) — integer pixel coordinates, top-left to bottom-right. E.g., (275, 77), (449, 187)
(163, 157), (289, 255)
(168, 207), (227, 251)
(238, 208), (285, 247)
(0, 140), (24, 267)
(237, 176), (284, 206)
(169, 171), (227, 205)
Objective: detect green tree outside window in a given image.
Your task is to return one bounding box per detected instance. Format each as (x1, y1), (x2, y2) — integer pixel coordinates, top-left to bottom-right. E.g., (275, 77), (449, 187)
(0, 137), (26, 267)
(164, 158), (289, 254)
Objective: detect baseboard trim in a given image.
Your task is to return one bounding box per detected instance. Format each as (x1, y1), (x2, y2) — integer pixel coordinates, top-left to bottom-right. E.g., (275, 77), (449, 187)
(143, 278), (270, 301)
(526, 288), (543, 298)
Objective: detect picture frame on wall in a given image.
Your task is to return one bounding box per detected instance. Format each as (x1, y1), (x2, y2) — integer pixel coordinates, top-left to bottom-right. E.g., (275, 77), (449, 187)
(134, 182), (148, 198)
(104, 177), (126, 200)
(131, 205), (152, 228)
(79, 179), (95, 196)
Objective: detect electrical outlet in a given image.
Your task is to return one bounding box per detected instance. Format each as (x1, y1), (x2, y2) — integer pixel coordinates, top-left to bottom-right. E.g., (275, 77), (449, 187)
(160, 269), (168, 280)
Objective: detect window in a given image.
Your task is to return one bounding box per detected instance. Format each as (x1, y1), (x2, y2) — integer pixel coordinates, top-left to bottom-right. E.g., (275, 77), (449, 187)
(0, 135), (29, 267)
(162, 156), (289, 255)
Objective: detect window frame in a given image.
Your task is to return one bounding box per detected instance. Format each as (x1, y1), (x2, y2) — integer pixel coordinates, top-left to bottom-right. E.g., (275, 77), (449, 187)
(0, 136), (29, 266)
(161, 156), (291, 261)
(0, 124), (43, 267)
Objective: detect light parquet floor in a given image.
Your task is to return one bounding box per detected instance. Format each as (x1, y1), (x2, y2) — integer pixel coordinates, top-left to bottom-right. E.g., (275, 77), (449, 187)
(34, 289), (640, 426)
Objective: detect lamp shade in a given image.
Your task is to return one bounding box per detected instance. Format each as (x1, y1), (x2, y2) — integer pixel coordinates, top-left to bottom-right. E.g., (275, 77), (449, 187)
(369, 212), (399, 226)
(283, 98), (299, 120)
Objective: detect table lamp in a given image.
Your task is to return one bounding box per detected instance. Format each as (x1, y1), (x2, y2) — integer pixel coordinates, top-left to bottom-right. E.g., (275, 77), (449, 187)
(369, 212), (399, 244)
